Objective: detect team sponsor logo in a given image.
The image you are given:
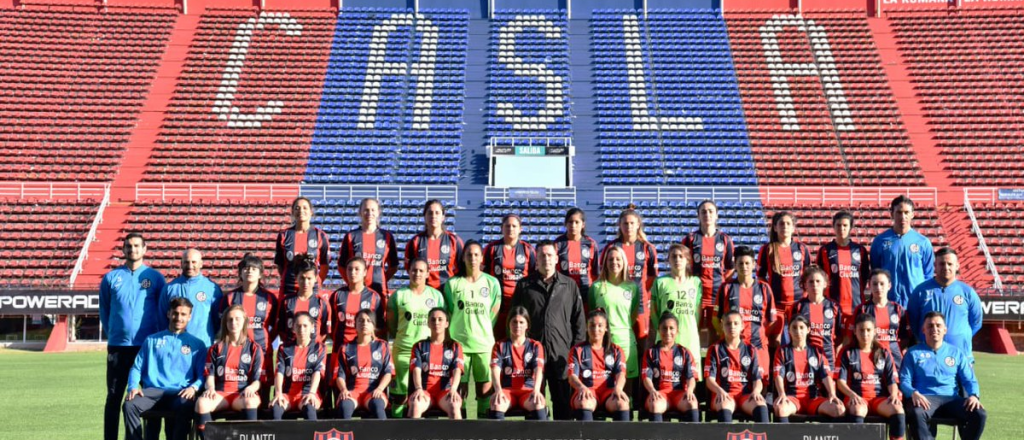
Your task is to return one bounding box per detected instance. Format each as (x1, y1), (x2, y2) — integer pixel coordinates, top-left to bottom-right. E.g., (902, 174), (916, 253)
(910, 244), (920, 254)
(181, 345), (192, 355)
(636, 251), (645, 261)
(256, 301), (267, 311)
(945, 356), (956, 367)
(241, 353), (253, 364)
(786, 371), (795, 382)
(753, 293), (763, 305)
(583, 369), (592, 378)
(605, 355), (615, 366)
(716, 242), (725, 253)
(623, 290), (633, 301)
(667, 300), (676, 310)
(740, 355), (751, 368)
(309, 307), (319, 318)
(954, 295), (965, 305)
(457, 300), (465, 310)
(308, 239), (318, 248)
(516, 254), (526, 264)
(582, 248), (591, 258)
(141, 279), (151, 289)
(372, 351), (382, 361)
(504, 366), (513, 375)
(824, 308), (835, 320)
(726, 429), (767, 440)
(313, 428), (352, 440)
(891, 313), (900, 325)
(425, 298), (436, 308)
(440, 245), (451, 254)
(197, 291), (207, 302)
(674, 356), (683, 367)
(404, 311), (413, 320)
(793, 251), (802, 261)
(308, 353), (318, 363)
(287, 251), (295, 261)
(361, 301), (371, 309)
(808, 356), (818, 369)
(377, 239), (386, 248)
(876, 359), (886, 370)
(444, 349), (454, 360)
(480, 287), (490, 298)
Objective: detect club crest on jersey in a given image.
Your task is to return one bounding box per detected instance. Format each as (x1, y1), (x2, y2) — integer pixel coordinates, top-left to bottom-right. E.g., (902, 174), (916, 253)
(480, 287), (490, 298)
(361, 301), (371, 309)
(217, 366), (225, 376)
(852, 251), (861, 262)
(793, 251), (802, 261)
(425, 298), (436, 308)
(181, 345), (192, 355)
(314, 428), (352, 440)
(716, 242), (725, 253)
(623, 290), (633, 301)
(516, 254), (526, 264)
(444, 350), (454, 360)
(786, 371), (795, 382)
(504, 366), (513, 375)
(241, 353), (252, 364)
(808, 356), (818, 369)
(257, 301), (267, 311)
(636, 251), (645, 261)
(308, 353), (318, 363)
(525, 352), (533, 363)
(583, 370), (592, 378)
(753, 293), (763, 305)
(582, 248), (591, 258)
(196, 292), (207, 302)
(945, 356), (956, 367)
(605, 355), (615, 366)
(287, 251), (294, 261)
(953, 295), (964, 305)
(876, 359), (886, 370)
(309, 307), (319, 318)
(824, 308), (835, 320)
(377, 239), (386, 248)
(308, 238), (318, 248)
(740, 356), (751, 368)
(910, 244), (920, 254)
(674, 356), (683, 367)
(141, 279), (151, 289)
(891, 313), (900, 325)
(372, 351), (382, 361)
(440, 245), (451, 254)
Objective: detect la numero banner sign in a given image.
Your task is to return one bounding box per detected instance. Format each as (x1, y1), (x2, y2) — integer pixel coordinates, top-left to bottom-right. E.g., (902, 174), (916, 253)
(206, 420), (885, 440)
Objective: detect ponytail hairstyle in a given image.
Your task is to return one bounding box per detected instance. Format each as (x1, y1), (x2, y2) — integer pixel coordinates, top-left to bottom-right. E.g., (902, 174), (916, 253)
(506, 305), (532, 337)
(767, 211), (796, 275)
(852, 313), (888, 366)
(615, 203), (648, 244)
(427, 307), (454, 348)
(587, 308), (612, 351)
(358, 197), (382, 228)
(458, 240), (484, 276)
(564, 207), (588, 236)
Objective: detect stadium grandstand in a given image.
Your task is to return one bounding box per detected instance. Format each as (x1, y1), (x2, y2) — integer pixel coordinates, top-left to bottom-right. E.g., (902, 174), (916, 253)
(0, 0), (1019, 381)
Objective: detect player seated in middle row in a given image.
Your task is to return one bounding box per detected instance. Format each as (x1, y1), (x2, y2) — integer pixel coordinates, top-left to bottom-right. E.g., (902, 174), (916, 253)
(773, 315), (845, 422)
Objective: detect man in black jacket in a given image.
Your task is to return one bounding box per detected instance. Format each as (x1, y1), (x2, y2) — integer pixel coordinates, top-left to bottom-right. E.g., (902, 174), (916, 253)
(511, 239), (587, 420)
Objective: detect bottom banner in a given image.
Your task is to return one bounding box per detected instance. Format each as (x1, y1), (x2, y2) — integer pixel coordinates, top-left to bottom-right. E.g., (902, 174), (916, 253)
(207, 420), (885, 440)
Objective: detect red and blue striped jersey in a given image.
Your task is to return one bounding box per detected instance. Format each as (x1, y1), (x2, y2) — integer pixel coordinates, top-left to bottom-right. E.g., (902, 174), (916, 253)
(757, 242), (813, 310)
(837, 346), (898, 399)
(277, 342), (326, 395)
(817, 240), (870, 321)
(704, 341), (764, 396)
(338, 227), (399, 296)
(336, 338), (394, 394)
(221, 287), (278, 353)
(851, 302), (905, 355)
(275, 227), (330, 297)
(642, 344), (698, 393)
(490, 338), (545, 390)
(553, 234), (600, 292)
(278, 293), (331, 345)
(567, 342), (625, 390)
(405, 231), (464, 290)
(484, 240), (536, 299)
(329, 286), (385, 345)
(790, 297), (842, 366)
(773, 344), (831, 399)
(205, 340), (264, 393)
(410, 340), (464, 392)
(716, 279), (775, 349)
(680, 230), (735, 308)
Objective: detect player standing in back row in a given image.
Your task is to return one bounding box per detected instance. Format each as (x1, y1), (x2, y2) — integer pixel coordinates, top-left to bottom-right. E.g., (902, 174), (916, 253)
(680, 200), (734, 345)
(406, 200), (464, 290)
(338, 197), (399, 298)
(871, 195), (934, 307)
(275, 197), (331, 298)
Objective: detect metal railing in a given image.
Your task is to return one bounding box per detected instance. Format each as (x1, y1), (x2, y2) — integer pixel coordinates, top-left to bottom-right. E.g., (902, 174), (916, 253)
(603, 186), (763, 204)
(964, 189), (1005, 291)
(760, 186), (939, 206)
(485, 186), (576, 202)
(300, 185), (459, 203)
(69, 186), (111, 289)
(135, 183), (300, 202)
(0, 182), (109, 201)
(488, 136), (573, 149)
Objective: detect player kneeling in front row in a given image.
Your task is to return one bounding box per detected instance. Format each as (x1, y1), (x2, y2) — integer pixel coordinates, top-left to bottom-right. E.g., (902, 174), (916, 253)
(408, 308), (464, 419)
(705, 310), (769, 423)
(195, 305), (264, 438)
(336, 309), (394, 419)
(271, 312), (326, 420)
(641, 312), (699, 422)
(489, 306), (547, 420)
(568, 309), (630, 421)
(838, 314), (905, 440)
(773, 315), (845, 422)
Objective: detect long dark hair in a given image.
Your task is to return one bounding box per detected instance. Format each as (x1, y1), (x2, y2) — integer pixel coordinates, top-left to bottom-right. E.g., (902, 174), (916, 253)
(426, 307), (455, 348)
(767, 211), (796, 274)
(587, 308), (612, 350)
(564, 207), (588, 236)
(458, 240), (484, 276)
(849, 313), (888, 365)
(506, 305), (531, 337)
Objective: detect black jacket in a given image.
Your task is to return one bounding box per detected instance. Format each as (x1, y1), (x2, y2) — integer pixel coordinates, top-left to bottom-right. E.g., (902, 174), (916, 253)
(511, 271), (586, 379)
